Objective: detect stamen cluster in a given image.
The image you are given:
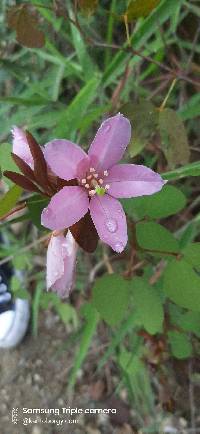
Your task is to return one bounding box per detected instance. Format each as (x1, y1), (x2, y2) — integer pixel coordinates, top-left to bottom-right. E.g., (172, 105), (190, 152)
(80, 167), (110, 197)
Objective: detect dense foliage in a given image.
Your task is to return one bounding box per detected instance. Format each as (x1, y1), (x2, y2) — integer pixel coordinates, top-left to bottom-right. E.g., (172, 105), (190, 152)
(0, 0), (200, 431)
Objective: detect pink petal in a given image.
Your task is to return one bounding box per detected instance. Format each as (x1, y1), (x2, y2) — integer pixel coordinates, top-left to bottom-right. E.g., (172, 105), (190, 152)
(88, 114), (131, 171)
(89, 194), (127, 253)
(44, 139), (89, 180)
(41, 186), (89, 230)
(12, 126), (34, 168)
(106, 164), (165, 198)
(47, 232), (77, 298)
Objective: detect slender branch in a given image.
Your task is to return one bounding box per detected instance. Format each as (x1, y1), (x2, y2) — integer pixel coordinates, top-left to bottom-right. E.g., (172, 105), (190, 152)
(159, 78), (177, 110)
(0, 234), (49, 266)
(67, 8), (200, 87)
(0, 202), (26, 222)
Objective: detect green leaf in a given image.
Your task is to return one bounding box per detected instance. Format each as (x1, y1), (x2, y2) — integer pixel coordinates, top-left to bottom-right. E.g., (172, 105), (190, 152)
(0, 185), (22, 219)
(103, 0), (179, 86)
(159, 108), (190, 168)
(130, 277), (163, 334)
(119, 349), (143, 376)
(0, 143), (18, 186)
(125, 0), (161, 21)
(164, 259), (200, 312)
(69, 303), (99, 389)
(92, 274), (130, 326)
(120, 100), (158, 157)
(163, 161), (200, 180)
(56, 303), (78, 328)
(98, 311), (140, 370)
(168, 331), (193, 359)
(169, 306), (200, 338)
(136, 222), (180, 254)
(54, 76), (100, 138)
(182, 243), (200, 269)
(179, 94), (200, 121)
(70, 9), (96, 80)
(122, 185), (186, 220)
(27, 194), (49, 229)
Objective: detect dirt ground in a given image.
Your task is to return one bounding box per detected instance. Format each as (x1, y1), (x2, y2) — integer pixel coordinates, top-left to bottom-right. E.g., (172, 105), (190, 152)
(0, 308), (136, 434)
(1, 307), (200, 434)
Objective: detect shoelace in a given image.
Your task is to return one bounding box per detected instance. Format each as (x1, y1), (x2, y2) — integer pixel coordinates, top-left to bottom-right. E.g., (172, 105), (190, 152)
(0, 275), (11, 304)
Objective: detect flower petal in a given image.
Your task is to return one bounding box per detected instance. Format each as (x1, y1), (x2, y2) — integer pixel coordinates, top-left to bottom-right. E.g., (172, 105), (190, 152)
(89, 194), (127, 253)
(47, 232), (77, 298)
(88, 114), (131, 171)
(106, 164), (165, 198)
(44, 139), (89, 180)
(41, 186), (89, 230)
(12, 126), (34, 168)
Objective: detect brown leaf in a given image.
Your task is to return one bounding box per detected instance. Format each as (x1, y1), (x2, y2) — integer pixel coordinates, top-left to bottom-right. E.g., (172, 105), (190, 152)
(7, 5), (45, 48)
(25, 131), (50, 192)
(11, 152), (36, 182)
(7, 5), (21, 29)
(78, 0), (99, 16)
(70, 212), (98, 253)
(125, 0), (161, 21)
(3, 171), (42, 194)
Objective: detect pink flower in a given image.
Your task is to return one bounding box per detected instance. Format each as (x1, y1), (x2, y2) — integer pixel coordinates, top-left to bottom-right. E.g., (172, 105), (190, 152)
(46, 231), (77, 298)
(41, 114), (165, 253)
(12, 126), (34, 168)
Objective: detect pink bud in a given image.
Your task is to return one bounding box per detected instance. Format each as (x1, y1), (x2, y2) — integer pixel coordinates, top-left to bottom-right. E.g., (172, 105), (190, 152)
(46, 231), (77, 298)
(12, 126), (34, 168)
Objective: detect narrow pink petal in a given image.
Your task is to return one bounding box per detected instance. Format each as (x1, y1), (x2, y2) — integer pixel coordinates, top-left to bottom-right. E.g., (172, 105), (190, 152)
(89, 194), (127, 253)
(106, 164), (165, 198)
(44, 139), (89, 180)
(88, 114), (131, 171)
(47, 232), (77, 298)
(41, 186), (89, 230)
(12, 126), (34, 168)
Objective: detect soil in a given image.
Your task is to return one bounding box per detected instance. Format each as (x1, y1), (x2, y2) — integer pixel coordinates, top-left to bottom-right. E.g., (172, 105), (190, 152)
(0, 309), (136, 434)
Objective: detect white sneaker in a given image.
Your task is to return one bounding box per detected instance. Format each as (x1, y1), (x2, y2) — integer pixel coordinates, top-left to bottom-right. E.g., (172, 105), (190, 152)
(0, 269), (30, 349)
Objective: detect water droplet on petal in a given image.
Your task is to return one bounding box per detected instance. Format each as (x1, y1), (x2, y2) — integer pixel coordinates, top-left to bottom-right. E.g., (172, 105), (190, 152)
(115, 242), (124, 253)
(105, 218), (118, 233)
(44, 208), (52, 217)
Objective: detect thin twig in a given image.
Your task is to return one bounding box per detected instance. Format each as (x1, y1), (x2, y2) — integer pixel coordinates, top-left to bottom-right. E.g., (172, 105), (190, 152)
(0, 234), (49, 266)
(68, 7), (199, 87)
(0, 202), (26, 222)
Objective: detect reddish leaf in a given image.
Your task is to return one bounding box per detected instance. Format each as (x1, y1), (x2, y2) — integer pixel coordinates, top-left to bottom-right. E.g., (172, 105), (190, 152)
(56, 177), (78, 191)
(70, 212), (98, 253)
(25, 131), (50, 192)
(11, 152), (36, 182)
(3, 171), (42, 194)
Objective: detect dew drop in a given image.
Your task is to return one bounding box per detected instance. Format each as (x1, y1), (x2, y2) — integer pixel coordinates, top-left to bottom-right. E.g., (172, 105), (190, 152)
(105, 218), (118, 233)
(115, 242), (124, 253)
(44, 208), (52, 217)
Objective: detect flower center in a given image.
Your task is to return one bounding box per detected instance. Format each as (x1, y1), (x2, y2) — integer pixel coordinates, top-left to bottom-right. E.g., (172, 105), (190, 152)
(80, 167), (110, 197)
